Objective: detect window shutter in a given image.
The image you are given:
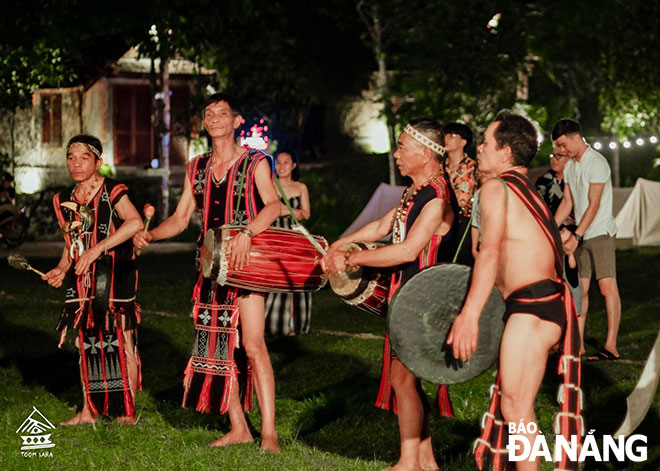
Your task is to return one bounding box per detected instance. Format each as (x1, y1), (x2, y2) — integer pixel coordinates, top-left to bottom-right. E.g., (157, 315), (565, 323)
(52, 94), (62, 145)
(41, 94), (62, 145)
(41, 96), (52, 143)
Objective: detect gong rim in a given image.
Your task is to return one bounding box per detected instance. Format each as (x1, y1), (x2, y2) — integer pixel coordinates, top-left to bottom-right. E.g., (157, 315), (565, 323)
(388, 263), (505, 385)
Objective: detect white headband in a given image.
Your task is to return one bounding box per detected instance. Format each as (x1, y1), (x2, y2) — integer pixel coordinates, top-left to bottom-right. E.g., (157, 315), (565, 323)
(403, 124), (446, 156)
(67, 142), (101, 158)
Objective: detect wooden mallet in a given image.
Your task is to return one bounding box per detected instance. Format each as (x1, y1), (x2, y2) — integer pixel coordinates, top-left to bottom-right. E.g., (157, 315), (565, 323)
(136, 203), (155, 256)
(7, 253), (47, 278)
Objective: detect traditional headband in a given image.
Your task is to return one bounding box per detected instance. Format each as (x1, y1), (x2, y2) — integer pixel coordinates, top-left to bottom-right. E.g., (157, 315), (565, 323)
(403, 124), (446, 156)
(67, 142), (101, 158)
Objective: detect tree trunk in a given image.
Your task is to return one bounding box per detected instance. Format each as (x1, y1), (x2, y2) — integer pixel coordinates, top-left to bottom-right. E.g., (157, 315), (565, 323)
(9, 111), (15, 175)
(359, 4), (397, 185)
(159, 56), (171, 220)
(612, 144), (620, 187)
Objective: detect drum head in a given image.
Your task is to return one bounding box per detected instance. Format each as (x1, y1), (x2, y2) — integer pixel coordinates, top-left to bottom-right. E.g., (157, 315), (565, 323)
(388, 264), (505, 384)
(328, 241), (382, 297)
(92, 254), (112, 319)
(328, 266), (364, 297)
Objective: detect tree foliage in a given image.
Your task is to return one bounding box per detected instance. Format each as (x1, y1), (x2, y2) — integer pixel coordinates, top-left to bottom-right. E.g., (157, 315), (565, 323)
(2, 0), (659, 146)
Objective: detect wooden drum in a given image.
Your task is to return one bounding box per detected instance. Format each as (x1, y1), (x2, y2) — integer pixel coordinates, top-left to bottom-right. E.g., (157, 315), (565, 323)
(328, 241), (392, 318)
(199, 225), (328, 293)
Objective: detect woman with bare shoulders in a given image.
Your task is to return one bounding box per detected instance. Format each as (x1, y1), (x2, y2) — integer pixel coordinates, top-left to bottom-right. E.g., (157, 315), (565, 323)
(265, 151), (312, 335)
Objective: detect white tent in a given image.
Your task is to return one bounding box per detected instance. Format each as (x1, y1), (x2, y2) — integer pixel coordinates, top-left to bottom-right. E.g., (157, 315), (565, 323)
(615, 178), (660, 246)
(341, 183), (405, 237)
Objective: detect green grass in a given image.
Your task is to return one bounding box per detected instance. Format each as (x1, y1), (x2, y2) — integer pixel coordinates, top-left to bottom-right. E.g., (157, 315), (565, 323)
(1, 248), (659, 470)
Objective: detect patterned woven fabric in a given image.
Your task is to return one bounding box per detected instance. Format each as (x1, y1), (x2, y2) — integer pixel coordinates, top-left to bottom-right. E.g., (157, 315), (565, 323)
(376, 174), (456, 416)
(265, 195), (312, 335)
(181, 149), (268, 414)
(53, 178), (141, 418)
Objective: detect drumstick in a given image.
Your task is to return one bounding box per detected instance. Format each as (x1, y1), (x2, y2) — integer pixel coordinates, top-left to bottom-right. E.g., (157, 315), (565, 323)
(7, 253), (47, 278)
(136, 203), (155, 256)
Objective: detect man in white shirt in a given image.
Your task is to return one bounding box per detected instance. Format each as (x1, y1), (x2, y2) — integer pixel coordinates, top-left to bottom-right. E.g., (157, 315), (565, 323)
(553, 119), (621, 360)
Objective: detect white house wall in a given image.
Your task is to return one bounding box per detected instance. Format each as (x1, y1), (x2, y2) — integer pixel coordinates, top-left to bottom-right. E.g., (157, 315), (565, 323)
(83, 77), (112, 169)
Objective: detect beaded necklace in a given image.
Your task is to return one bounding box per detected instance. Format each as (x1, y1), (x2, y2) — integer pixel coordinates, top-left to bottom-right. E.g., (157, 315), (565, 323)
(393, 171), (444, 243)
(72, 175), (100, 204)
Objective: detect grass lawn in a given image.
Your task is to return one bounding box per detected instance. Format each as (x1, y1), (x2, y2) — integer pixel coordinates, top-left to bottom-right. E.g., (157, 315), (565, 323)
(1, 247), (659, 470)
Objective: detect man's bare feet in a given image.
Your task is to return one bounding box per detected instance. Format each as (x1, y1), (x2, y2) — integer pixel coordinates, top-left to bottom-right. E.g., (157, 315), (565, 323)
(208, 429), (254, 447)
(382, 462), (421, 471)
(260, 435), (281, 453)
(419, 450), (438, 470)
(116, 416), (137, 425)
(60, 411), (97, 426)
(420, 463), (439, 471)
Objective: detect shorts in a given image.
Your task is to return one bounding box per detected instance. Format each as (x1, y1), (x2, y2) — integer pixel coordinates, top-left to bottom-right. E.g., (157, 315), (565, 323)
(575, 234), (617, 280)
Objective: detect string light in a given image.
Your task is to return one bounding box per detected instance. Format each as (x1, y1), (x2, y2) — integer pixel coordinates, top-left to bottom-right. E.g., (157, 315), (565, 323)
(589, 134), (659, 150)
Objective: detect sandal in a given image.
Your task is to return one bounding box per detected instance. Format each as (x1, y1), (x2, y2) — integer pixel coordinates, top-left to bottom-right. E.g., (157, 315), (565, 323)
(587, 348), (620, 361)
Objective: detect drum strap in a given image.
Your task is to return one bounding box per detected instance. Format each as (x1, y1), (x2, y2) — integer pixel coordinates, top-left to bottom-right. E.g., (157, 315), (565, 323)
(452, 214), (472, 263)
(272, 172), (327, 256)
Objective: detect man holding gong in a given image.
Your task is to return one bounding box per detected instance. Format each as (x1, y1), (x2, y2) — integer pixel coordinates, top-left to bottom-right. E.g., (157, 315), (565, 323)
(447, 111), (582, 471)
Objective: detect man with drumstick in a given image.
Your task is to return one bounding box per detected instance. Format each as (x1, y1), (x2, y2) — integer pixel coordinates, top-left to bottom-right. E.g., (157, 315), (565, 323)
(325, 118), (458, 471)
(133, 93), (281, 451)
(447, 111), (582, 471)
(43, 134), (143, 425)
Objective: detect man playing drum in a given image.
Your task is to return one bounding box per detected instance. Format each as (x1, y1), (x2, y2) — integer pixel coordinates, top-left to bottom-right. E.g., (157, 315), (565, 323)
(133, 93), (281, 452)
(325, 118), (458, 471)
(447, 111), (582, 471)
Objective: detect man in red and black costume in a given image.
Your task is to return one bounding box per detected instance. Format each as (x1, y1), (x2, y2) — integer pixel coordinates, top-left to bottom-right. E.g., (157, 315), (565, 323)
(448, 111), (582, 471)
(133, 93), (281, 451)
(44, 134), (143, 425)
(325, 118), (459, 471)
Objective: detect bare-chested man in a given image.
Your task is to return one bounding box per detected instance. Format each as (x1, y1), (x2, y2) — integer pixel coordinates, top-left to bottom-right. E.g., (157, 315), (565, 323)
(448, 111), (582, 471)
(134, 93), (281, 452)
(325, 118), (458, 471)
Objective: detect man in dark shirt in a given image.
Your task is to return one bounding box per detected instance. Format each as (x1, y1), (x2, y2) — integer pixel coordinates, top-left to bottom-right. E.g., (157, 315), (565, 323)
(535, 152), (570, 217)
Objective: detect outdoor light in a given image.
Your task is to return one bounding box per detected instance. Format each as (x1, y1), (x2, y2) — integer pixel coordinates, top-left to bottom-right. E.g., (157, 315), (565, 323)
(151, 159), (159, 169)
(15, 168), (45, 194)
(623, 141), (631, 149)
(594, 142), (602, 150)
(636, 138), (644, 146)
(609, 142), (617, 149)
(240, 122), (269, 150)
(651, 136), (659, 144)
